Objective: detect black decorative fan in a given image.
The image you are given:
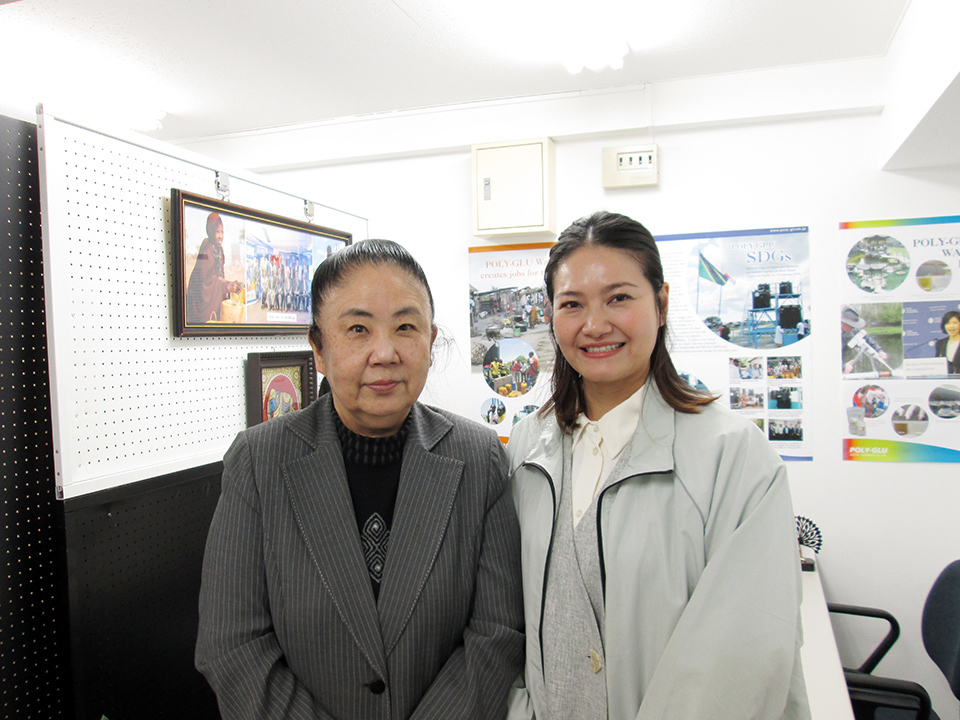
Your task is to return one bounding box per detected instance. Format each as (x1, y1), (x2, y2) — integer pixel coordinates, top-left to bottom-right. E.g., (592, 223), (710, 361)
(795, 516), (822, 553)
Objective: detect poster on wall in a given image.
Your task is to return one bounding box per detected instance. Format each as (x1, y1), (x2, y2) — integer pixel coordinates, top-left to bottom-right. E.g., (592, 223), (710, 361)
(656, 226), (813, 461)
(839, 215), (960, 462)
(468, 243), (554, 439)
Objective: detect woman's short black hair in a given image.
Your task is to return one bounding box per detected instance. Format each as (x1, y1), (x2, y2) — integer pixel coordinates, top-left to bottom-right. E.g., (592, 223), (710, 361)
(308, 239), (434, 351)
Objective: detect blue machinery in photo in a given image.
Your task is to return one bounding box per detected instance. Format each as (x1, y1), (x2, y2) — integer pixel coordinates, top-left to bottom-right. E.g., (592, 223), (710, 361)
(739, 281), (805, 348)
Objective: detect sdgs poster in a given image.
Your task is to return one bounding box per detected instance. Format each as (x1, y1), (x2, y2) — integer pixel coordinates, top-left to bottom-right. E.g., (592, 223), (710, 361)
(656, 226), (813, 461)
(839, 215), (960, 463)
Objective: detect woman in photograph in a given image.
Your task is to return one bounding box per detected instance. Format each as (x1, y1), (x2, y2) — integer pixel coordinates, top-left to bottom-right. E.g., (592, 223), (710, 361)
(934, 309), (960, 374)
(185, 212), (239, 324)
(197, 239), (524, 720)
(506, 212), (808, 720)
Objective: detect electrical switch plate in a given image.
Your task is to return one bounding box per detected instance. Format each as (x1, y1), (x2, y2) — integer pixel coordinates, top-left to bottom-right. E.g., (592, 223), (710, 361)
(602, 144), (659, 188)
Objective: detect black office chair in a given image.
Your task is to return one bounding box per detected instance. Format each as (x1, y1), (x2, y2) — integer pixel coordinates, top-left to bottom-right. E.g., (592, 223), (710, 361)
(828, 602), (934, 720)
(828, 559), (960, 720)
(923, 560), (960, 720)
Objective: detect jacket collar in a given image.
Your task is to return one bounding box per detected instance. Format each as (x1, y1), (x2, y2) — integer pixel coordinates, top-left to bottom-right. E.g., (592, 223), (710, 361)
(284, 394), (454, 454)
(280, 396), (460, 674)
(519, 380), (677, 484)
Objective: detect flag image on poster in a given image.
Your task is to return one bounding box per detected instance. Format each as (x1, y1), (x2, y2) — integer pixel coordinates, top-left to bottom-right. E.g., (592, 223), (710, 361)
(698, 253), (732, 286)
(839, 214), (960, 462)
(695, 251), (735, 318)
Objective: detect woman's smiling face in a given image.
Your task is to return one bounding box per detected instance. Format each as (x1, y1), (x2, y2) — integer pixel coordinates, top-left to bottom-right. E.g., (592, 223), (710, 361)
(945, 315), (960, 339)
(551, 244), (667, 417)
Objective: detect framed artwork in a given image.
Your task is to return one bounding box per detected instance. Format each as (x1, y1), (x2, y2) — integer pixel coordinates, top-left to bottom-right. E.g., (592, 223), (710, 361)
(171, 189), (351, 337)
(245, 351), (319, 427)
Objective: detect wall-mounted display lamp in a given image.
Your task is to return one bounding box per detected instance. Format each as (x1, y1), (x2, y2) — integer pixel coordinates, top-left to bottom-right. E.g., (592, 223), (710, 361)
(215, 171), (230, 201)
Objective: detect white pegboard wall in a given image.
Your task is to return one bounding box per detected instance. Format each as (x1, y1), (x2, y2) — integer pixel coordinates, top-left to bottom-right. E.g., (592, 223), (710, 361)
(38, 112), (367, 498)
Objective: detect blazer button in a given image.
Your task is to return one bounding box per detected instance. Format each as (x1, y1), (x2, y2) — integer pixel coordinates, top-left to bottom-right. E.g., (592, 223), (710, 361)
(368, 679), (386, 695)
(589, 649), (603, 674)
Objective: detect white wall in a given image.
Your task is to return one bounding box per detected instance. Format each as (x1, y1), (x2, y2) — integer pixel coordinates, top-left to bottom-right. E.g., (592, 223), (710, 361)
(255, 108), (960, 717)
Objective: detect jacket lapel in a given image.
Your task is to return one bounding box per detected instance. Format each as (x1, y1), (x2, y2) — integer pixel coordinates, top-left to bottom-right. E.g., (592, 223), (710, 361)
(518, 380), (677, 485)
(618, 380), (677, 479)
(281, 400), (388, 679)
(377, 404), (462, 655)
(522, 419), (565, 488)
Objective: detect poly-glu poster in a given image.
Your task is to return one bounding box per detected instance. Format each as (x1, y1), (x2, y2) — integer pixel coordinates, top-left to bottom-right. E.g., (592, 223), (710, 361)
(468, 243), (554, 440)
(840, 215), (960, 462)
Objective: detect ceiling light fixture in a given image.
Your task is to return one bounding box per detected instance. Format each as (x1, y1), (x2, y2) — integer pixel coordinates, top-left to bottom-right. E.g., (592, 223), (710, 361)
(470, 0), (687, 75)
(561, 37), (631, 74)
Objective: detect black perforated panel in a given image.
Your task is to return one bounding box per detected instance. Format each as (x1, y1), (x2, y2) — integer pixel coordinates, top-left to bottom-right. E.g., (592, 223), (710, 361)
(64, 465), (222, 720)
(0, 114), (72, 719)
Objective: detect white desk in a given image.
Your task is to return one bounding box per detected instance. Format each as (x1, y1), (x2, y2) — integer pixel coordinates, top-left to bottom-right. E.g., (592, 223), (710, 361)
(800, 564), (855, 720)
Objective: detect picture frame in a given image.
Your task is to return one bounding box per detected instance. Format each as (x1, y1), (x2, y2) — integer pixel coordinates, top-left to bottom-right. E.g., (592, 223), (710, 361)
(245, 351), (319, 427)
(171, 189), (351, 337)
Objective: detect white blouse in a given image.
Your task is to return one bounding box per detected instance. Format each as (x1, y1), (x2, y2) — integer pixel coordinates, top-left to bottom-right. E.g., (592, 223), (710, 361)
(569, 384), (645, 526)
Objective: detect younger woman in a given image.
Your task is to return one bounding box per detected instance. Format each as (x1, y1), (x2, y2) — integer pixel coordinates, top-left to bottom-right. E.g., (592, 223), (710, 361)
(507, 212), (808, 720)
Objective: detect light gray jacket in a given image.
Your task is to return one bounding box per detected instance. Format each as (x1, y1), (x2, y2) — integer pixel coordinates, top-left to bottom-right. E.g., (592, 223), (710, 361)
(506, 383), (810, 720)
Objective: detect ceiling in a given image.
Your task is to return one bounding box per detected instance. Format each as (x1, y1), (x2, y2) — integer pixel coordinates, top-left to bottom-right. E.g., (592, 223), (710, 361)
(1, 0), (912, 143)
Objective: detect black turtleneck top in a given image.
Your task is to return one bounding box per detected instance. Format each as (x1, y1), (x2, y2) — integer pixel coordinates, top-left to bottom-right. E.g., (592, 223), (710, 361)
(333, 410), (409, 601)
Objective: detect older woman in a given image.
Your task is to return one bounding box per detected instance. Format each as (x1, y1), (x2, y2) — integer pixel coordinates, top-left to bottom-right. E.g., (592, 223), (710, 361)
(507, 212), (808, 720)
(197, 239), (524, 720)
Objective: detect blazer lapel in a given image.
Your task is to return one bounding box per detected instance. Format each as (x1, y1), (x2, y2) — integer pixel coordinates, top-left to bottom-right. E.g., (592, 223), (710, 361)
(281, 405), (388, 679)
(377, 405), (462, 655)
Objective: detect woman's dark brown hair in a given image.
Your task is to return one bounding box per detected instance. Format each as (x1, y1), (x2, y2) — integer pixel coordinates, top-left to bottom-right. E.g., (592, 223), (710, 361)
(541, 211), (716, 431)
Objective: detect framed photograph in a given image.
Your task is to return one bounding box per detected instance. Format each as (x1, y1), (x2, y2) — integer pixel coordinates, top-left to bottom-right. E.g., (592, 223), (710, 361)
(245, 351), (319, 427)
(171, 189), (351, 337)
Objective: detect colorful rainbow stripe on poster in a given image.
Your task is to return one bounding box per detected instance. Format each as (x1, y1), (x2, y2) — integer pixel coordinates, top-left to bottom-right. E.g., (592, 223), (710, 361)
(840, 215), (960, 229)
(844, 438), (960, 463)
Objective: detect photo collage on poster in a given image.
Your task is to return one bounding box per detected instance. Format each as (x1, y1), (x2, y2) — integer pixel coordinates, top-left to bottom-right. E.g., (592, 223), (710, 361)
(840, 215), (960, 462)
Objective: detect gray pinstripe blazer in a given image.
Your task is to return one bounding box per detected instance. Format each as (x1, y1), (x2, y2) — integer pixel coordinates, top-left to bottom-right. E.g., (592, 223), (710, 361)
(196, 396), (524, 720)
